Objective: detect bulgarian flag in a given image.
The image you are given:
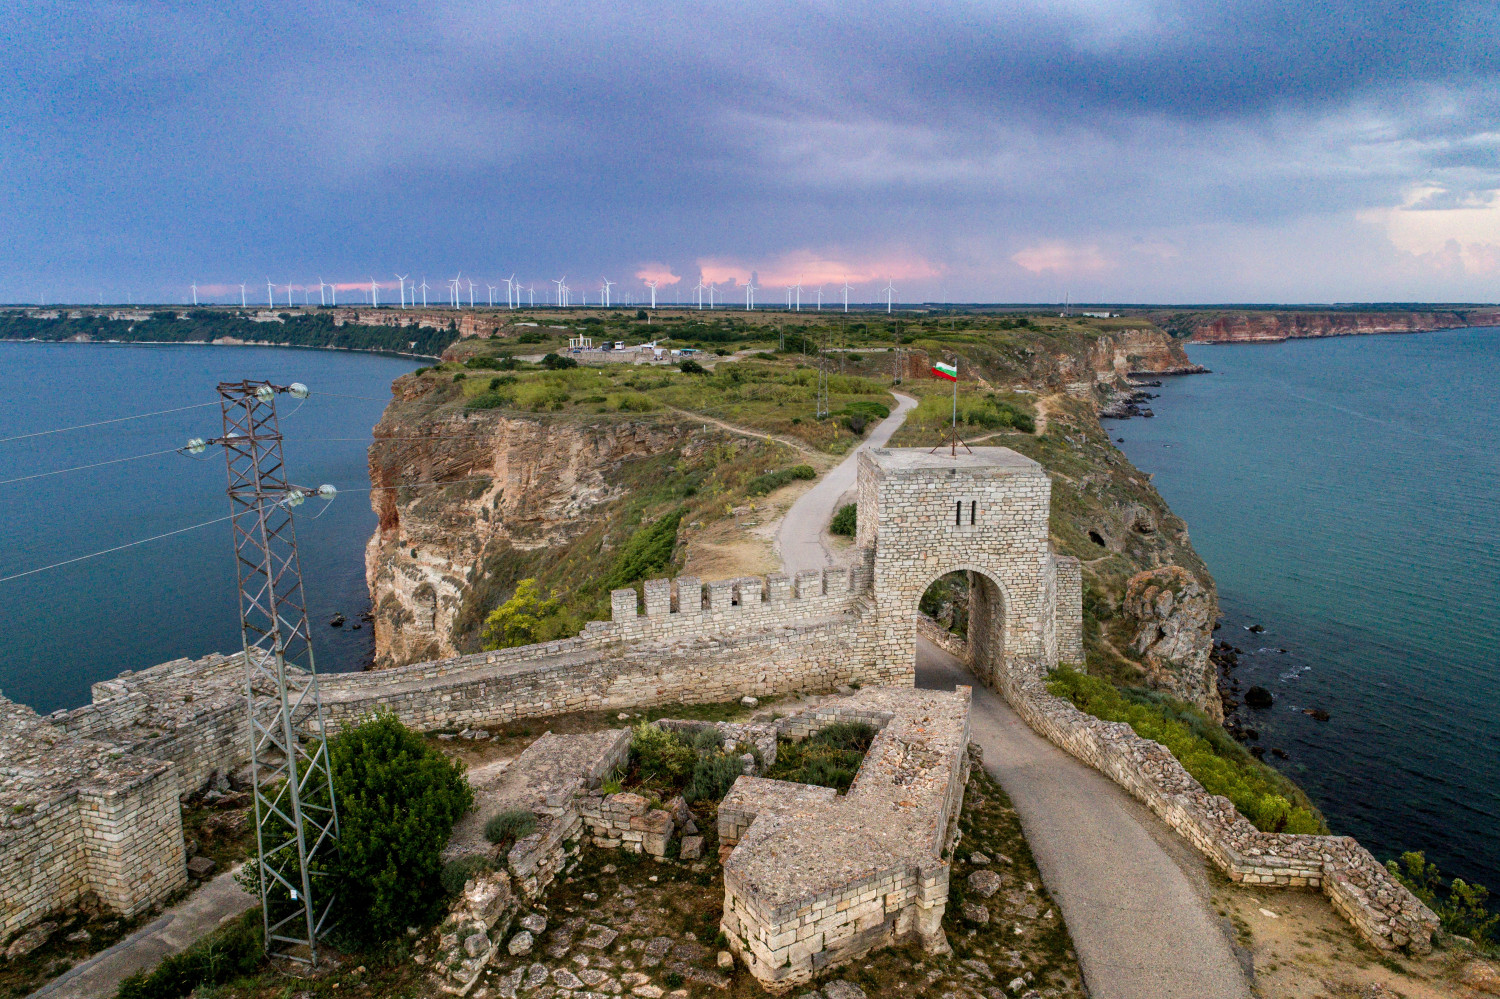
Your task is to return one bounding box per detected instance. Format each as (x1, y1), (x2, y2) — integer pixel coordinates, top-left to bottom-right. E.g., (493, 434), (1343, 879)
(931, 359), (958, 381)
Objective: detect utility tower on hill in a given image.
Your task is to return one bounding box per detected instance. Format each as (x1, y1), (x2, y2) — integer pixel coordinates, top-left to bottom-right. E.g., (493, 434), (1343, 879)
(217, 380), (340, 965)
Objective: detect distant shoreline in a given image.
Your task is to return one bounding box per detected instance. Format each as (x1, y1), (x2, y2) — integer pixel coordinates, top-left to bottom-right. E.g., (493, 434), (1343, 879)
(0, 335), (442, 361)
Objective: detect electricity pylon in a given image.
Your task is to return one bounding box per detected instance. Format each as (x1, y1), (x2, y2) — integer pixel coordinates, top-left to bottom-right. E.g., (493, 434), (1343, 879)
(815, 342), (830, 420)
(217, 380), (339, 964)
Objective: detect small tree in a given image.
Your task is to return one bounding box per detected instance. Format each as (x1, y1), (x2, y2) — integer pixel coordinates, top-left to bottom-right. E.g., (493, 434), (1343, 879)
(482, 578), (561, 649)
(330, 713), (474, 945)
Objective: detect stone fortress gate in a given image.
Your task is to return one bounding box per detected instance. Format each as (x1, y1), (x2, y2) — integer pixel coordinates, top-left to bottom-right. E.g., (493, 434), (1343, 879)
(1, 446), (1435, 964)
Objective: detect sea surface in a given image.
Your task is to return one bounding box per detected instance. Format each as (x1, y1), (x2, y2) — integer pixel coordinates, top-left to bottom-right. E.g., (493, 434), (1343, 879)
(1113, 326), (1500, 890)
(0, 342), (420, 714)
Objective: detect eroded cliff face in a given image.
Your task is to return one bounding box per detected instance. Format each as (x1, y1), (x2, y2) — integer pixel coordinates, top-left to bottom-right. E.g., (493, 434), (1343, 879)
(365, 378), (696, 668)
(1169, 310), (1500, 343)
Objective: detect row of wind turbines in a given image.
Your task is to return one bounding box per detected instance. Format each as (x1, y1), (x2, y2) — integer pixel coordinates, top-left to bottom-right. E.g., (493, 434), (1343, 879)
(193, 274), (903, 314)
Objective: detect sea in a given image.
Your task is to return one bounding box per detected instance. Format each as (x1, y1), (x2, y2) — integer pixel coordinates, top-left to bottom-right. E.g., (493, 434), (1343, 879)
(0, 341), (421, 715)
(1113, 326), (1500, 890)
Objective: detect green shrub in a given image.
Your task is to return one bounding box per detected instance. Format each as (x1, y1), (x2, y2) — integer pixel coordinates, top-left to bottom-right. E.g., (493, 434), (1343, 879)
(466, 355), (503, 370)
(686, 752), (745, 804)
(466, 392), (511, 410)
(679, 359), (706, 374)
(541, 352), (578, 370)
(746, 464), (817, 496)
(441, 855), (495, 895)
(691, 727), (723, 753)
(843, 414), (868, 435)
(603, 510), (684, 589)
(115, 909), (262, 999)
(1046, 668), (1326, 834)
(1387, 852), (1498, 946)
(515, 331), (546, 344)
(830, 504), (856, 537)
(328, 713), (475, 945)
(630, 722), (696, 785)
(765, 722), (875, 793)
(615, 392), (657, 412)
(842, 399), (889, 420)
(484, 808), (538, 846)
(481, 579), (571, 649)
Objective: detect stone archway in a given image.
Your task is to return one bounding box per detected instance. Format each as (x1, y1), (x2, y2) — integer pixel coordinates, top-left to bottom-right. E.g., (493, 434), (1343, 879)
(914, 566), (1010, 689)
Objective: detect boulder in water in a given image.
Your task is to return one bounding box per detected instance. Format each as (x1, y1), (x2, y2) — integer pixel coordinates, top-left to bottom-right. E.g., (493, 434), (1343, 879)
(1244, 685), (1274, 709)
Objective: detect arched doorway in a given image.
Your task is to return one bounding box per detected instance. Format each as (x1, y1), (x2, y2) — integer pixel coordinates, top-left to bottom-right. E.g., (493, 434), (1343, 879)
(913, 568), (1007, 692)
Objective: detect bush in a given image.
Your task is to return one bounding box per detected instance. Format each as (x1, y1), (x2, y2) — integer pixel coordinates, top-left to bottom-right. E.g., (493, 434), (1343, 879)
(465, 355), (503, 370)
(765, 722), (875, 793)
(636, 309), (649, 321)
(484, 808), (538, 846)
(686, 751), (745, 804)
(541, 352), (578, 369)
(116, 909), (263, 999)
(465, 392), (511, 410)
(441, 855), (495, 895)
(603, 510), (684, 589)
(843, 414), (868, 435)
(615, 392), (657, 412)
(514, 331), (546, 344)
(1046, 668), (1325, 834)
(328, 713), (475, 945)
(630, 722), (696, 785)
(453, 372), (466, 382)
(1387, 852), (1498, 946)
(830, 503), (856, 537)
(679, 359), (706, 374)
(481, 579), (567, 649)
(746, 464), (817, 496)
(842, 399), (890, 420)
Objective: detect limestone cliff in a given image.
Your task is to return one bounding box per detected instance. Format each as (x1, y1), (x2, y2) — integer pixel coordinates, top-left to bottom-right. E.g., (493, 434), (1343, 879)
(367, 377), (695, 667)
(1157, 309), (1500, 343)
(1123, 567), (1218, 720)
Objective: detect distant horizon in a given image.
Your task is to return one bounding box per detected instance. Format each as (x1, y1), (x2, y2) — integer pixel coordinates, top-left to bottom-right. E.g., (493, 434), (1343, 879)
(4, 2), (1497, 305)
(6, 301), (1499, 313)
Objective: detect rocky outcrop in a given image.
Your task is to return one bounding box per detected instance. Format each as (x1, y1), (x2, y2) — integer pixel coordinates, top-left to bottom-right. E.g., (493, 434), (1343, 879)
(1171, 310), (1500, 344)
(1123, 567), (1218, 720)
(366, 393), (692, 668)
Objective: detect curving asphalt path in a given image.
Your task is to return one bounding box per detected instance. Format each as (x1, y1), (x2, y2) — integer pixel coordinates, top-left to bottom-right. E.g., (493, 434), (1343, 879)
(776, 391), (917, 577)
(917, 641), (1251, 998)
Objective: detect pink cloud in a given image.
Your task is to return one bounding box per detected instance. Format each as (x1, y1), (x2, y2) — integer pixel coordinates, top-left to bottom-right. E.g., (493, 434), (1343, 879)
(695, 249), (940, 290)
(1010, 241), (1111, 274)
(634, 263), (681, 285)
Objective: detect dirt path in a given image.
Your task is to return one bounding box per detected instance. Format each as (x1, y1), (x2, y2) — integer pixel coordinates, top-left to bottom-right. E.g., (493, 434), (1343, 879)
(666, 407), (823, 458)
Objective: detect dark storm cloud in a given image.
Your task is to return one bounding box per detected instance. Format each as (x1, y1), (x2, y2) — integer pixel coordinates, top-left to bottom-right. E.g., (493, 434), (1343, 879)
(2, 0), (1497, 302)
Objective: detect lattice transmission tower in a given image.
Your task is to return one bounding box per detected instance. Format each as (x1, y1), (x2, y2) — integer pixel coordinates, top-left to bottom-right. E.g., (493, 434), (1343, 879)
(216, 380), (340, 964)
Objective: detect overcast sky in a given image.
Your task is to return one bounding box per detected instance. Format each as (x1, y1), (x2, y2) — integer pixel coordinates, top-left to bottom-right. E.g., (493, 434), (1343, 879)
(4, 0), (1498, 305)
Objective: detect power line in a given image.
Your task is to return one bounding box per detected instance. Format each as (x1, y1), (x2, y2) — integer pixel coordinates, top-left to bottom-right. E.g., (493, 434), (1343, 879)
(0, 447), (185, 486)
(0, 402), (220, 445)
(0, 515), (233, 584)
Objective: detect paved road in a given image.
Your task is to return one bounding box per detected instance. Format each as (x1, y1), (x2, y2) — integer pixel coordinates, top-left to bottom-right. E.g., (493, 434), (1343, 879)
(776, 391), (916, 576)
(917, 639), (1251, 999)
(30, 867), (256, 999)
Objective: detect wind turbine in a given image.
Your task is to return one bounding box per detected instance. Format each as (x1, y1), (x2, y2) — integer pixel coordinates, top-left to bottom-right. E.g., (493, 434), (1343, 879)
(816, 285), (824, 311)
(646, 280), (658, 309)
(419, 277), (429, 308)
(330, 282), (337, 307)
(286, 281), (293, 308)
(884, 277), (895, 315)
(369, 277), (379, 308)
(266, 278), (274, 309)
(467, 277), (476, 308)
(795, 280), (803, 312)
(486, 283), (496, 307)
(693, 280), (704, 310)
(317, 278), (325, 307)
(504, 274), (516, 309)
(240, 282), (248, 309)
(601, 277), (614, 308)
(745, 278), (757, 311)
(707, 282), (717, 309)
(395, 274), (408, 308)
(553, 276), (566, 306)
(842, 278), (851, 313)
(528, 285), (534, 307)
(191, 282), (198, 306)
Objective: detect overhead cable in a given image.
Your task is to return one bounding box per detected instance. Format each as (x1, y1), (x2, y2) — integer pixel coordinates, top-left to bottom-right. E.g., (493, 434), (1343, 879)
(0, 402), (220, 445)
(0, 515), (234, 584)
(0, 448), (185, 486)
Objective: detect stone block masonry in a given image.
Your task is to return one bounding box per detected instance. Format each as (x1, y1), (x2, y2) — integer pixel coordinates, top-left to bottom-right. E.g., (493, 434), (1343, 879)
(718, 687), (972, 992)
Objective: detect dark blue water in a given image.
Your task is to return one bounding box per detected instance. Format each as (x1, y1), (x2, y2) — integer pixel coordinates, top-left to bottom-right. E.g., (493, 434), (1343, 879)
(0, 343), (419, 714)
(1113, 327), (1500, 890)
